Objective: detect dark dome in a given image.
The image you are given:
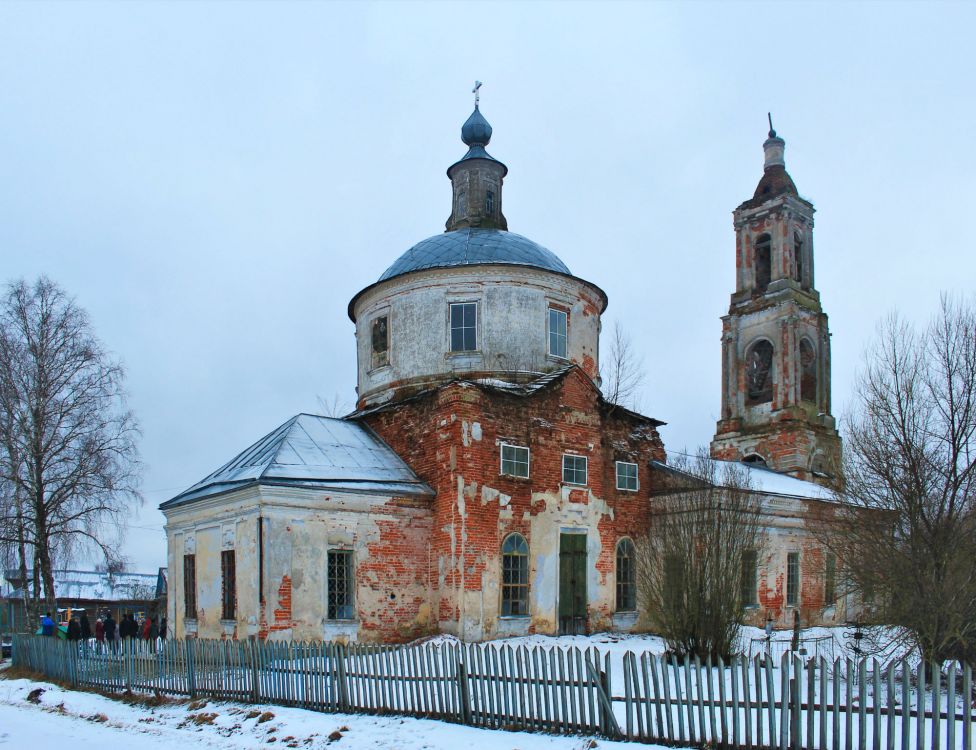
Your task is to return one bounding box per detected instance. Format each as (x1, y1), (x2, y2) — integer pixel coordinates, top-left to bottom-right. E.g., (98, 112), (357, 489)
(461, 106), (492, 146)
(378, 228), (571, 282)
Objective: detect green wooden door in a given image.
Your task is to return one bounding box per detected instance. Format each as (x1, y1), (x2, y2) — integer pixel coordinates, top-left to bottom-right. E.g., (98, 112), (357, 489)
(558, 533), (587, 635)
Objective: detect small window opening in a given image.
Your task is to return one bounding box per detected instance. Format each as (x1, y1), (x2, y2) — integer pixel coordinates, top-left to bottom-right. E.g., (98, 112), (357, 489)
(183, 554), (196, 620)
(824, 552), (836, 607)
(450, 302), (477, 352)
(220, 550), (236, 621)
(741, 549), (758, 607)
(501, 534), (529, 616)
(745, 340), (774, 405)
(562, 454), (588, 485)
(328, 549), (354, 620)
(615, 461), (638, 491)
(371, 315), (389, 368)
(485, 190), (494, 214)
(501, 444), (530, 478)
(800, 339), (817, 403)
(548, 307), (568, 359)
(794, 231), (804, 284)
(786, 552), (800, 607)
(754, 233), (771, 293)
(615, 539), (636, 612)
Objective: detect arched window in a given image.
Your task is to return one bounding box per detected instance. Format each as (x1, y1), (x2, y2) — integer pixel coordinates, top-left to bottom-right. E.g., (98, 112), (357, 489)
(457, 191), (466, 217)
(745, 339), (774, 404)
(799, 339), (817, 403)
(754, 234), (771, 293)
(794, 231), (804, 284)
(742, 453), (767, 467)
(615, 538), (636, 612)
(501, 533), (529, 616)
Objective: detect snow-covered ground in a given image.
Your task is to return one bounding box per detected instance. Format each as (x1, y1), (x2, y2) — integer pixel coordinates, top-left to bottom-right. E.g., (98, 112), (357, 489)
(0, 670), (657, 749)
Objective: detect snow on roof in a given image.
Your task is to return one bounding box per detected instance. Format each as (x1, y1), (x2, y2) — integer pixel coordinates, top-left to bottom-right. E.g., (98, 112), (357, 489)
(653, 454), (838, 502)
(4, 569), (159, 602)
(161, 414), (434, 509)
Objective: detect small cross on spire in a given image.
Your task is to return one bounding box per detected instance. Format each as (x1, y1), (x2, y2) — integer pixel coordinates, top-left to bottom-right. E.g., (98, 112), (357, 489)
(472, 80), (482, 107)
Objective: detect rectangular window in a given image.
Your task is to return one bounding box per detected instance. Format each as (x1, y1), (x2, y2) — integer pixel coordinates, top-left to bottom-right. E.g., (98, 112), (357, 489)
(183, 554), (196, 619)
(500, 443), (530, 478)
(616, 461), (638, 491)
(450, 302), (477, 352)
(786, 552), (800, 607)
(485, 190), (494, 214)
(220, 550), (236, 621)
(548, 307), (568, 359)
(824, 552), (836, 606)
(562, 454), (588, 485)
(371, 315), (389, 369)
(328, 549), (354, 620)
(741, 549), (758, 607)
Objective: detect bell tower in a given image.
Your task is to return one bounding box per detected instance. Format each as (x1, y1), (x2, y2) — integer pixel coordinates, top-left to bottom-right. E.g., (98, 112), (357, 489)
(710, 119), (843, 488)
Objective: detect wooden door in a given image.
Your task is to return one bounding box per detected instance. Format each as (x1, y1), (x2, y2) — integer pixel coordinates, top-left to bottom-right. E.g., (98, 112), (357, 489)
(558, 533), (587, 635)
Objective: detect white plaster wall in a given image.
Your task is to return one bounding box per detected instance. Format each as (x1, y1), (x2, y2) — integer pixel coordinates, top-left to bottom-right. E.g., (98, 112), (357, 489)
(352, 265), (605, 406)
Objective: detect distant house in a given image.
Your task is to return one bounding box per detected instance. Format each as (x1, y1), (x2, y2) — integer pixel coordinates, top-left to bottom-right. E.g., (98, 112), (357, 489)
(2, 569), (165, 632)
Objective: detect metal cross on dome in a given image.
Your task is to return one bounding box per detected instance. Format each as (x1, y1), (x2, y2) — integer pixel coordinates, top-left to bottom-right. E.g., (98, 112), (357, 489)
(472, 80), (482, 106)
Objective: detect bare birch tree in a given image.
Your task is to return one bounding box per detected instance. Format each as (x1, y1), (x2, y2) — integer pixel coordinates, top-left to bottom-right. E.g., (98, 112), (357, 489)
(836, 295), (976, 664)
(0, 277), (141, 616)
(638, 449), (764, 660)
(601, 321), (645, 411)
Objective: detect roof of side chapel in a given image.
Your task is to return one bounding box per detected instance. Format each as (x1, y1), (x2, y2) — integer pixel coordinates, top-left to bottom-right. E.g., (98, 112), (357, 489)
(161, 414), (434, 509)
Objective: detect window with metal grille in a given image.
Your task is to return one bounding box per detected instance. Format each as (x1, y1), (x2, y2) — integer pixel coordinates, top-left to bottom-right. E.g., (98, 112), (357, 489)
(741, 549), (758, 607)
(220, 550), (236, 620)
(786, 552), (800, 607)
(500, 443), (529, 478)
(183, 554), (196, 619)
(328, 550), (354, 620)
(615, 538), (636, 612)
(548, 307), (567, 359)
(501, 533), (529, 616)
(449, 302), (477, 352)
(824, 552), (836, 606)
(616, 461), (638, 491)
(562, 454), (587, 485)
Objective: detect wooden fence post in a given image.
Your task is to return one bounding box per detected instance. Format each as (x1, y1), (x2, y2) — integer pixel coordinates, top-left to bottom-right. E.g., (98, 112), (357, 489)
(335, 643), (349, 711)
(249, 637), (260, 704)
(456, 654), (473, 725)
(187, 639), (198, 699)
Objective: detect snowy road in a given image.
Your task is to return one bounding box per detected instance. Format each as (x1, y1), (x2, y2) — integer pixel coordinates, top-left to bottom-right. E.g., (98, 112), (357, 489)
(0, 674), (653, 749)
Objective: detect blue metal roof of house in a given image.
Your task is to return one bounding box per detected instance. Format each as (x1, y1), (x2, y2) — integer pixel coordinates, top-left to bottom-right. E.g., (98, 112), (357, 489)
(378, 228), (571, 282)
(160, 414), (433, 508)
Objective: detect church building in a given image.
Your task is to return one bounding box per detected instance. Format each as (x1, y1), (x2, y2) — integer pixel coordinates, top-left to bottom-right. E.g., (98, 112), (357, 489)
(161, 101), (853, 643)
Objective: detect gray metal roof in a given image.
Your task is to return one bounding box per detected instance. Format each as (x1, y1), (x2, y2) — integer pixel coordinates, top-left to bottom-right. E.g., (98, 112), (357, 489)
(378, 228), (571, 282)
(161, 414), (433, 509)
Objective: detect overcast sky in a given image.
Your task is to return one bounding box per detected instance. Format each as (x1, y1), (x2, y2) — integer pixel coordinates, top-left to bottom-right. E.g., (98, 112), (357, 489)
(1, 1), (974, 574)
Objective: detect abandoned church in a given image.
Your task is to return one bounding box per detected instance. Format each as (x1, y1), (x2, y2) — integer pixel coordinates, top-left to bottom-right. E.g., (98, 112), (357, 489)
(161, 102), (851, 643)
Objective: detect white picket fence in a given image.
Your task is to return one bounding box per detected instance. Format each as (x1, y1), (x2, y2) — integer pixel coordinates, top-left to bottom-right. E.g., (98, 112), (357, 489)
(12, 635), (974, 748)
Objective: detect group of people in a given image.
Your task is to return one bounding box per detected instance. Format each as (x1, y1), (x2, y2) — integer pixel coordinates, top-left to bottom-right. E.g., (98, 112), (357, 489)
(40, 610), (168, 643)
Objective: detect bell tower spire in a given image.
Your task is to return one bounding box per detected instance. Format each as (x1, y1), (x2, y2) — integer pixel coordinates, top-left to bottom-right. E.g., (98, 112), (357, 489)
(446, 83), (508, 232)
(710, 120), (843, 488)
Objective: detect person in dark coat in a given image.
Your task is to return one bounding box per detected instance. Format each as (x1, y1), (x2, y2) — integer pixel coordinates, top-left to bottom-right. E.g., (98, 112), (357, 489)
(159, 616), (167, 640)
(149, 618), (158, 641)
(80, 613), (92, 641)
(103, 613), (116, 643)
(67, 616), (81, 641)
(120, 614), (131, 640)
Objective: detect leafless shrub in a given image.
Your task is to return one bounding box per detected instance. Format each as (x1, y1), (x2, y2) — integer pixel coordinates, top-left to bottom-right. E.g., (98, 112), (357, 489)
(601, 321), (644, 411)
(637, 448), (764, 660)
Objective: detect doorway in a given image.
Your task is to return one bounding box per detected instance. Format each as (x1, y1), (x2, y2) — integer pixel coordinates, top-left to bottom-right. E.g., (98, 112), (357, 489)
(558, 532), (587, 635)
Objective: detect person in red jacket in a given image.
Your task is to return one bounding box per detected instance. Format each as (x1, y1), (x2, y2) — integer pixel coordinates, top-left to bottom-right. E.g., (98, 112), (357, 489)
(142, 616), (152, 641)
(95, 617), (105, 644)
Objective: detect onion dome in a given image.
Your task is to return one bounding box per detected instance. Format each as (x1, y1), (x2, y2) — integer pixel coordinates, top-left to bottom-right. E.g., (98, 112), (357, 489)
(461, 105), (492, 146)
